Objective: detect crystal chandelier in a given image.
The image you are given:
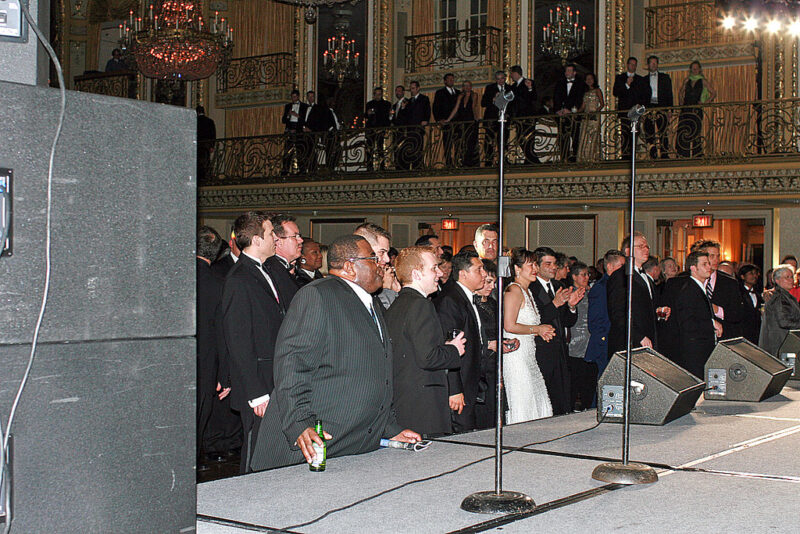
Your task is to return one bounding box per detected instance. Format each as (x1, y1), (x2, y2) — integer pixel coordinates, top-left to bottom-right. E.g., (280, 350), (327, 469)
(322, 8), (360, 85)
(119, 1), (233, 81)
(271, 1), (357, 25)
(540, 4), (587, 60)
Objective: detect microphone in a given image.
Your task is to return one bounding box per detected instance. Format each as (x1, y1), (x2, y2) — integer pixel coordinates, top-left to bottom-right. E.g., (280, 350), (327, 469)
(493, 90), (515, 114)
(627, 104), (645, 122)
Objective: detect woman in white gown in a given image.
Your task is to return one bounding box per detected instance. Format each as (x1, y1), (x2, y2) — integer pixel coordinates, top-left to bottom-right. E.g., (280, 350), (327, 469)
(503, 248), (556, 423)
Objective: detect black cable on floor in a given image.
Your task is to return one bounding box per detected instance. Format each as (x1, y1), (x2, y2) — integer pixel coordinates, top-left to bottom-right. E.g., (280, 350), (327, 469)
(280, 408), (612, 532)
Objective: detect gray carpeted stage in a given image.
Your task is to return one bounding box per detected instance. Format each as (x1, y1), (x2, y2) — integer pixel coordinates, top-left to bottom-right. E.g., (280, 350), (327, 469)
(197, 383), (800, 533)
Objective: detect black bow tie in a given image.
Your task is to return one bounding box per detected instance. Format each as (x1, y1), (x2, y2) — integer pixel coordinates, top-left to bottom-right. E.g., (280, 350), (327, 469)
(567, 79), (574, 83)
(473, 294), (483, 307)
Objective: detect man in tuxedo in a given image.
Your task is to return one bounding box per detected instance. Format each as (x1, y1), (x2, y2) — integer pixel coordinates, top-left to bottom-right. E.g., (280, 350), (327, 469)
(530, 247), (583, 414)
(196, 106), (216, 181)
(690, 239), (747, 340)
(435, 251), (489, 432)
(219, 211), (285, 472)
(433, 73), (461, 167)
(664, 250), (722, 377)
(739, 263), (764, 345)
(613, 57), (650, 159)
(391, 85), (410, 169)
(210, 231), (239, 281)
(304, 94), (340, 171)
(249, 235), (421, 470)
(265, 213), (303, 307)
(281, 89), (308, 174)
(365, 86), (392, 171)
(643, 56), (674, 159)
(606, 232), (669, 358)
(386, 246), (466, 436)
(298, 91), (319, 173)
(508, 65), (539, 163)
(481, 70), (511, 165)
(414, 234), (444, 260)
(355, 223), (396, 307)
(403, 80), (431, 169)
(553, 63), (587, 162)
(586, 249), (625, 376)
(760, 264), (800, 356)
(295, 238), (324, 287)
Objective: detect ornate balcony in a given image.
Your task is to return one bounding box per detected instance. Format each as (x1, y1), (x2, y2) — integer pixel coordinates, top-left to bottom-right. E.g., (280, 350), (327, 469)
(73, 70), (140, 99)
(215, 52), (296, 109)
(403, 26), (502, 89)
(198, 98), (800, 212)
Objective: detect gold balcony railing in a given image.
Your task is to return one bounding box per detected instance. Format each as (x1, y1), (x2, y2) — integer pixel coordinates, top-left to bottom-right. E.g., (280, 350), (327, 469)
(644, 0), (738, 50)
(200, 98), (800, 186)
(73, 70), (139, 99)
(405, 26), (502, 72)
(216, 52), (295, 93)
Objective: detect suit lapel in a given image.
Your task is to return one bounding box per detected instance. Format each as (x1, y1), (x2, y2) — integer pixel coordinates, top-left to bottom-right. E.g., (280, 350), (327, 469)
(240, 255), (281, 309)
(452, 285), (482, 343)
(332, 277), (386, 348)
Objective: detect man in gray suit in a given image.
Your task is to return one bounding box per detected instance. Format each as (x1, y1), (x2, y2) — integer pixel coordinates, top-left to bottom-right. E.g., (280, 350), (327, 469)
(250, 235), (420, 471)
(759, 264), (800, 356)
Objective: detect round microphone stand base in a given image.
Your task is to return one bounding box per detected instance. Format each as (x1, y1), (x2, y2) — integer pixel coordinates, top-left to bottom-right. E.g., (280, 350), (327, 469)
(591, 461), (658, 485)
(461, 490), (536, 514)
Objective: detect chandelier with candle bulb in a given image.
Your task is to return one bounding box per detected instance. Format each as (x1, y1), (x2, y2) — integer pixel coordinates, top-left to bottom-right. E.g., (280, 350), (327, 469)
(119, 1), (233, 81)
(540, 4), (586, 60)
(322, 8), (360, 85)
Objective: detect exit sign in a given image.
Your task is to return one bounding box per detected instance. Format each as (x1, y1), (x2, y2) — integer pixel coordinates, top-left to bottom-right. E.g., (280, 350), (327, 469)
(692, 214), (714, 228)
(441, 218), (460, 230)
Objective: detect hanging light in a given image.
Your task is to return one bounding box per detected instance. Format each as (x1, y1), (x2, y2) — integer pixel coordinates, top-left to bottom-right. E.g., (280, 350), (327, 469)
(540, 4), (587, 60)
(120, 1), (233, 81)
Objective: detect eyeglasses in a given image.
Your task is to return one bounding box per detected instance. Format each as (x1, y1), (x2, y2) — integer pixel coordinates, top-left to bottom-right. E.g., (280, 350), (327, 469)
(349, 255), (380, 264)
(277, 234), (303, 240)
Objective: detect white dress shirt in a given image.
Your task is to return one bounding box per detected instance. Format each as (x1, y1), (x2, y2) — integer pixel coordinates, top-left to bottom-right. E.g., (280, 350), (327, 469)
(342, 278), (382, 341)
(289, 102), (300, 122)
(649, 72), (659, 103)
(691, 275), (717, 334)
(457, 281), (482, 343)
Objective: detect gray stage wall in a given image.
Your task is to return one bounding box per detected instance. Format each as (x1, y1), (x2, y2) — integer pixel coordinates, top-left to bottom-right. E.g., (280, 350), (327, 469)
(0, 81), (196, 532)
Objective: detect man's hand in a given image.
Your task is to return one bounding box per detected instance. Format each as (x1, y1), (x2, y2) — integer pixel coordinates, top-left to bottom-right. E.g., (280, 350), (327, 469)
(524, 78), (534, 90)
(713, 319), (723, 338)
(553, 286), (571, 307)
(449, 393), (465, 414)
(391, 429), (421, 443)
(488, 340), (498, 352)
(657, 306), (672, 321)
(252, 400), (268, 418)
(712, 304), (722, 316)
(446, 331), (466, 356)
(568, 286), (586, 307)
(640, 336), (653, 349)
(296, 427), (333, 464)
(627, 75), (635, 86)
(216, 382), (230, 400)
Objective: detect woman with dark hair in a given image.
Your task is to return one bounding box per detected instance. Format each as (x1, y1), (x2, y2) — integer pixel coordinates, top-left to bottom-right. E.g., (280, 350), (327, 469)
(677, 60), (716, 158)
(567, 262), (596, 410)
(502, 247), (555, 423)
(578, 72), (604, 161)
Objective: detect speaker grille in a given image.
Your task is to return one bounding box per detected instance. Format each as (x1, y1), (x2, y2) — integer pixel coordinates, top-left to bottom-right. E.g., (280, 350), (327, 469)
(538, 220), (585, 247)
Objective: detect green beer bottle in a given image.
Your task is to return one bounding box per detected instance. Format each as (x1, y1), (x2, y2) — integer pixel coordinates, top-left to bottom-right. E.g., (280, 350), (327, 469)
(309, 419), (326, 471)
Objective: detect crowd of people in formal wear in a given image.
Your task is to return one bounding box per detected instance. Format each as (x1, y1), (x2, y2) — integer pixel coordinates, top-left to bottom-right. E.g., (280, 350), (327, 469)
(278, 56), (716, 173)
(195, 215), (793, 474)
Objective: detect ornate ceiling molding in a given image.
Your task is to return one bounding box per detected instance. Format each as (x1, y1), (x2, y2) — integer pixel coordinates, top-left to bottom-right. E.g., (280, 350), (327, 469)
(215, 86), (293, 109)
(653, 42), (756, 68)
(199, 165), (800, 212)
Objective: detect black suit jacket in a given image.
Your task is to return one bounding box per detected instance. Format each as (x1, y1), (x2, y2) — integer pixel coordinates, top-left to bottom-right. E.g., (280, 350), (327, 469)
(386, 287), (462, 436)
(197, 114), (216, 142)
(210, 252), (235, 282)
(613, 72), (650, 110)
(510, 78), (538, 117)
(405, 94), (431, 125)
(645, 72), (674, 107)
(740, 282), (763, 345)
(529, 279), (578, 371)
(434, 282), (484, 406)
(481, 82), (512, 120)
(433, 87), (461, 121)
(197, 258), (223, 395)
(264, 255), (299, 309)
(553, 77), (588, 113)
(281, 102), (308, 131)
(295, 267), (324, 288)
(710, 271), (747, 340)
(669, 276), (716, 378)
(305, 103), (336, 132)
(365, 98), (392, 127)
(249, 276), (402, 471)
(219, 253), (285, 415)
(607, 261), (658, 355)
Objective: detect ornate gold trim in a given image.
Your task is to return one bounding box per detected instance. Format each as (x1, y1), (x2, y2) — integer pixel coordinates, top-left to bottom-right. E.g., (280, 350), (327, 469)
(775, 34), (784, 99)
(615, 0), (625, 76)
(503, 0), (511, 69)
(792, 38), (798, 98)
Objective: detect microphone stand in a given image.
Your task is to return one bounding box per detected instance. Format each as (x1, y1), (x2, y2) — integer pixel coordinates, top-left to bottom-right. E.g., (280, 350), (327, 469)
(461, 91), (536, 514)
(591, 105), (658, 485)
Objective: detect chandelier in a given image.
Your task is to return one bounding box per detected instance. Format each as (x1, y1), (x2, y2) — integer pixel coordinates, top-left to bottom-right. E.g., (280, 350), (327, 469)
(540, 4), (587, 60)
(322, 8), (360, 85)
(270, 1), (357, 25)
(119, 1), (233, 81)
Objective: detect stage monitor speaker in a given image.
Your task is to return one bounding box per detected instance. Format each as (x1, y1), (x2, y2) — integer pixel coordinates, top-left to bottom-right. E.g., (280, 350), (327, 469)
(705, 337), (792, 401)
(597, 347), (705, 425)
(777, 330), (800, 378)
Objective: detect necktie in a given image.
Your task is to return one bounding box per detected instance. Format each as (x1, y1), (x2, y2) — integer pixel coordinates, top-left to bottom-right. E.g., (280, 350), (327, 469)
(369, 304), (383, 342)
(473, 294), (483, 307)
(546, 282), (555, 301)
(706, 279), (714, 301)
